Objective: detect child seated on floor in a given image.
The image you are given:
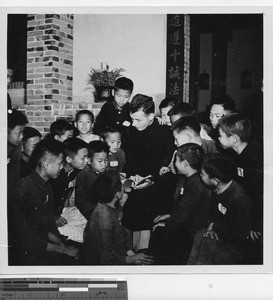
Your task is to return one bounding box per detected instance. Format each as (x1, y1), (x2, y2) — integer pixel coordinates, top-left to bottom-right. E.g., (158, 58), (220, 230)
(75, 140), (109, 220)
(150, 143), (211, 265)
(50, 137), (89, 227)
(10, 139), (79, 265)
(160, 116), (218, 176)
(50, 119), (74, 142)
(197, 153), (252, 265)
(82, 170), (153, 265)
(99, 124), (126, 173)
(74, 110), (101, 144)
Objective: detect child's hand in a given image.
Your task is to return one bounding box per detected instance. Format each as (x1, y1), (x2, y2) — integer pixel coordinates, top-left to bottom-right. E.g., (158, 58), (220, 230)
(159, 166), (170, 176)
(247, 230), (262, 241)
(156, 117), (165, 125)
(55, 216), (68, 227)
(203, 230), (218, 240)
(153, 214), (171, 223)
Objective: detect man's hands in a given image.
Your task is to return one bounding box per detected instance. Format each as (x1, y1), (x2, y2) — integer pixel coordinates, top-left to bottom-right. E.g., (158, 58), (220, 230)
(152, 214), (170, 231)
(247, 230), (262, 241)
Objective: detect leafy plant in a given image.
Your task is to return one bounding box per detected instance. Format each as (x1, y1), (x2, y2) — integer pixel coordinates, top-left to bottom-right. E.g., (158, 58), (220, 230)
(88, 62), (125, 86)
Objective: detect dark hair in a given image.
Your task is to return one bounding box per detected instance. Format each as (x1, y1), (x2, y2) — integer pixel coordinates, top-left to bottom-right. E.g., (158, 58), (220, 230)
(31, 139), (64, 167)
(167, 102), (196, 118)
(114, 77), (134, 93)
(50, 119), (74, 137)
(23, 127), (42, 142)
(130, 94), (155, 115)
(210, 95), (236, 112)
(99, 124), (122, 140)
(75, 110), (94, 123)
(63, 137), (88, 159)
(218, 113), (251, 142)
(92, 170), (122, 204)
(8, 109), (28, 130)
(202, 153), (236, 183)
(88, 140), (109, 159)
(159, 97), (179, 110)
(171, 116), (201, 135)
(176, 143), (204, 171)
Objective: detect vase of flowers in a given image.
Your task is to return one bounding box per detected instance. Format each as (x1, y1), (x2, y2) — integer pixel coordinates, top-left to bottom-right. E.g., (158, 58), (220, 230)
(88, 62), (125, 102)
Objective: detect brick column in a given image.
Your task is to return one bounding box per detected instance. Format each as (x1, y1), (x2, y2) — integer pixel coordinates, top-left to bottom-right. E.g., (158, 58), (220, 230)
(26, 14), (74, 134)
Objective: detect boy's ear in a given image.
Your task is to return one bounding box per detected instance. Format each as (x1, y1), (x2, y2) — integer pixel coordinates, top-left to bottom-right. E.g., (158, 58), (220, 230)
(182, 159), (189, 168)
(232, 134), (240, 143)
(66, 156), (72, 164)
(54, 135), (61, 141)
(42, 158), (49, 170)
(148, 113), (155, 121)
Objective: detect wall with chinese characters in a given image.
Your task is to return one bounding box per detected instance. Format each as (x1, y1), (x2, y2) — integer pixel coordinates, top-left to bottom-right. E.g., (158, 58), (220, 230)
(73, 14), (167, 112)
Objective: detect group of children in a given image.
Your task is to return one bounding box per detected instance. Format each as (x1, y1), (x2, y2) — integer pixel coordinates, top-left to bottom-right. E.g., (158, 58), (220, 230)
(7, 76), (263, 265)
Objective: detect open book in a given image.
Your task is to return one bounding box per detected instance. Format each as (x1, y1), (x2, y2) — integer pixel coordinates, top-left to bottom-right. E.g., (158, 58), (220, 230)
(58, 206), (87, 243)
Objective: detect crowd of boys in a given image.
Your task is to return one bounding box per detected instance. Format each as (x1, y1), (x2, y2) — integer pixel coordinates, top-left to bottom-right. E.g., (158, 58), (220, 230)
(7, 76), (263, 266)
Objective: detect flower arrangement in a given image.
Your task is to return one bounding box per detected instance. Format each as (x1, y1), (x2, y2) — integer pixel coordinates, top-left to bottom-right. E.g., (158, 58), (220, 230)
(88, 62), (125, 87)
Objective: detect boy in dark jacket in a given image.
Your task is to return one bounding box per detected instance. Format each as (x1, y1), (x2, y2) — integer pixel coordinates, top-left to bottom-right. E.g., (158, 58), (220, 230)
(198, 153), (252, 264)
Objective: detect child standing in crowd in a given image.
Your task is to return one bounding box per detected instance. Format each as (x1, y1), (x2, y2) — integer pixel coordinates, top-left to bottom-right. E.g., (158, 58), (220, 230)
(158, 97), (178, 126)
(168, 101), (211, 140)
(50, 119), (74, 142)
(160, 116), (218, 176)
(75, 140), (109, 220)
(20, 126), (42, 178)
(151, 143), (211, 265)
(198, 154), (252, 264)
(93, 77), (134, 135)
(209, 94), (235, 140)
(50, 138), (89, 227)
(217, 113), (263, 262)
(74, 110), (101, 143)
(10, 139), (79, 265)
(100, 124), (126, 173)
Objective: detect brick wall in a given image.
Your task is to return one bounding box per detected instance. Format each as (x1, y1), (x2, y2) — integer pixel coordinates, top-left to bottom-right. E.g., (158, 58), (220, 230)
(17, 13), (102, 135)
(183, 14), (190, 103)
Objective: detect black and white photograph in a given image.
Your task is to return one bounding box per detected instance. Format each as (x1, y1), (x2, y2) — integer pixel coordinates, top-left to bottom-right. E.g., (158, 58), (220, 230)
(1, 3), (273, 299)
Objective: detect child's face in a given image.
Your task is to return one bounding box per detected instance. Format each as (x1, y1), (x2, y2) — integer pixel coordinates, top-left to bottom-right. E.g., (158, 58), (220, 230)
(90, 151), (108, 173)
(114, 89), (131, 108)
(8, 125), (25, 146)
(57, 130), (73, 142)
(75, 114), (93, 135)
(200, 168), (214, 186)
(46, 153), (63, 179)
(105, 132), (121, 154)
(173, 129), (191, 147)
(68, 148), (89, 170)
(23, 136), (41, 158)
(218, 128), (233, 149)
(160, 106), (172, 126)
(209, 104), (226, 129)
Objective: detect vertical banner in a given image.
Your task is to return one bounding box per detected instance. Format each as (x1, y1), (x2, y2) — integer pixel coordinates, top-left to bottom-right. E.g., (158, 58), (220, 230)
(166, 14), (184, 101)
